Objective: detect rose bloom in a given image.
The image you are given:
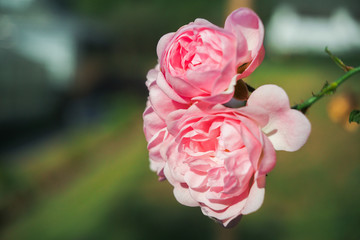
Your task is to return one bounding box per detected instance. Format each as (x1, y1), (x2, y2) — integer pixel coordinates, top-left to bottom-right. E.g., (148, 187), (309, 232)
(156, 8), (264, 105)
(144, 85), (311, 227)
(143, 66), (187, 179)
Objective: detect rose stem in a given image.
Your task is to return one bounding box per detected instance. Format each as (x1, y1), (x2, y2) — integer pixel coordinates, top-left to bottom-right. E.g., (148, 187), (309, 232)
(291, 66), (360, 114)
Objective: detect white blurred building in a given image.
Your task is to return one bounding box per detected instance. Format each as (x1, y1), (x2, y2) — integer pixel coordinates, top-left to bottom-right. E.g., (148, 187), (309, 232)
(0, 0), (77, 88)
(267, 4), (360, 54)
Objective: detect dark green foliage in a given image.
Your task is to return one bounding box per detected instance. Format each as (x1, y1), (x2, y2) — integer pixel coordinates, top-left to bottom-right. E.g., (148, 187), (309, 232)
(349, 110), (360, 124)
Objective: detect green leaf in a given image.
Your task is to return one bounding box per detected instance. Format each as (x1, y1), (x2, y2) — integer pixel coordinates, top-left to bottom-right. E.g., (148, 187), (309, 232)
(349, 110), (360, 124)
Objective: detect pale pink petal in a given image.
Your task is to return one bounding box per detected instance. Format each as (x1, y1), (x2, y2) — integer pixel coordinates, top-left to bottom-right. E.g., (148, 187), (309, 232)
(201, 196), (248, 223)
(258, 133), (276, 175)
(240, 124), (262, 170)
(147, 129), (167, 160)
(247, 84), (290, 112)
(193, 88), (234, 104)
(147, 128), (169, 176)
(193, 18), (215, 27)
(163, 163), (175, 184)
(184, 171), (208, 189)
(187, 158), (215, 172)
(247, 85), (311, 151)
(150, 160), (165, 175)
(145, 66), (159, 87)
(211, 58), (237, 95)
(225, 8), (264, 62)
(236, 105), (269, 129)
(157, 32), (175, 60)
(186, 70), (220, 92)
(164, 140), (190, 182)
(166, 74), (207, 98)
(192, 76), (236, 104)
(262, 109), (311, 152)
(190, 18), (237, 37)
(191, 190), (231, 211)
(166, 103), (215, 136)
(241, 175), (265, 215)
(166, 108), (188, 136)
(148, 78), (187, 120)
(142, 105), (166, 141)
(236, 45), (265, 79)
(223, 12), (249, 65)
(173, 185), (199, 207)
(156, 71), (188, 104)
(219, 124), (243, 151)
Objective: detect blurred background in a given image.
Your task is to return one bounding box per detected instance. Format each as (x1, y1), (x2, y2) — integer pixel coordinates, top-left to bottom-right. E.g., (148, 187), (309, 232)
(0, 0), (359, 239)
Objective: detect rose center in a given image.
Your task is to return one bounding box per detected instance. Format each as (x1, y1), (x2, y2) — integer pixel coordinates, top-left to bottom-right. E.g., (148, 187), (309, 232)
(167, 29), (223, 77)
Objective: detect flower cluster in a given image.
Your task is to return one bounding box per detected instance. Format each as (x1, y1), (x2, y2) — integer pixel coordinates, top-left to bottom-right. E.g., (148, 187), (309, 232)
(143, 8), (311, 227)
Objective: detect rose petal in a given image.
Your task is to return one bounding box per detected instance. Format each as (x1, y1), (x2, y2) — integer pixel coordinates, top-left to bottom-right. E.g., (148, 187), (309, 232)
(143, 104), (166, 141)
(156, 71), (189, 104)
(148, 78), (187, 120)
(211, 60), (237, 95)
(184, 171), (208, 189)
(236, 104), (269, 128)
(225, 8), (264, 62)
(247, 84), (290, 112)
(258, 133), (276, 175)
(157, 32), (175, 61)
(166, 74), (207, 98)
(240, 123), (262, 170)
(192, 76), (236, 104)
(247, 85), (311, 151)
(236, 45), (265, 79)
(173, 184), (199, 207)
(147, 128), (167, 162)
(166, 108), (189, 136)
(201, 195), (248, 223)
(145, 66), (159, 87)
(262, 109), (311, 152)
(241, 175), (265, 215)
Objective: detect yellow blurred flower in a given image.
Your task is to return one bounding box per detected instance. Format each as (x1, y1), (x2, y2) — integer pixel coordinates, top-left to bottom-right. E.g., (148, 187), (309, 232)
(327, 93), (358, 132)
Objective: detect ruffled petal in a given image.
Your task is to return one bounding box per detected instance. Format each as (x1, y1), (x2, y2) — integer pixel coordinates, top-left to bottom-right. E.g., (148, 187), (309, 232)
(173, 184), (199, 207)
(236, 45), (265, 79)
(225, 8), (264, 63)
(145, 65), (160, 87)
(148, 77), (188, 120)
(143, 104), (166, 141)
(192, 75), (236, 104)
(236, 104), (269, 128)
(157, 32), (175, 61)
(201, 195), (248, 225)
(257, 133), (276, 175)
(241, 175), (265, 215)
(156, 71), (189, 104)
(166, 73), (207, 98)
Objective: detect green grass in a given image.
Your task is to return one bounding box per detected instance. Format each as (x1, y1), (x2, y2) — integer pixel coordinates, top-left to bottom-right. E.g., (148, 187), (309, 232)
(2, 125), (148, 240)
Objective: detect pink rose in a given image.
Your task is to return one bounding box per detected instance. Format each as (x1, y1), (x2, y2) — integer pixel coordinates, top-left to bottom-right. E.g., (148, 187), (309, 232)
(157, 8), (264, 105)
(158, 85), (310, 226)
(143, 67), (187, 179)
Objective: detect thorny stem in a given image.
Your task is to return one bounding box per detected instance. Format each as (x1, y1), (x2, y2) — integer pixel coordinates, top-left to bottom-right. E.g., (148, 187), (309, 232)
(291, 66), (360, 113)
(244, 48), (358, 114)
